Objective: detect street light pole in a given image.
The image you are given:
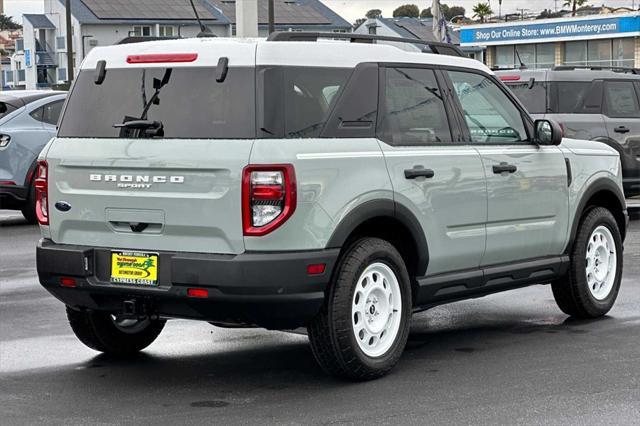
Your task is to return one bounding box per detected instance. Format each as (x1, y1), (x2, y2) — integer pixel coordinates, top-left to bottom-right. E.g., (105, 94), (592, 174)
(65, 0), (73, 83)
(268, 0), (275, 34)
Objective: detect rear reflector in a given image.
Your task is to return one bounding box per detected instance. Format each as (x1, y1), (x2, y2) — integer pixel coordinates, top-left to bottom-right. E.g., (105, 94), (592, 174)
(126, 53), (198, 64)
(307, 263), (326, 275)
(60, 277), (76, 288)
(499, 75), (521, 81)
(187, 288), (209, 298)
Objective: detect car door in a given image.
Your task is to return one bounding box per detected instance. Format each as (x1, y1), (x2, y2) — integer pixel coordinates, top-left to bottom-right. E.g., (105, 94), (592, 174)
(378, 65), (487, 276)
(602, 80), (640, 197)
(445, 69), (569, 266)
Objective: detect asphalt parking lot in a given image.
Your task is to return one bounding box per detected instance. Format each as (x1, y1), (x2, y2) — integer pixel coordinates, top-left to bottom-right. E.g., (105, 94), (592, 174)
(1, 209), (639, 425)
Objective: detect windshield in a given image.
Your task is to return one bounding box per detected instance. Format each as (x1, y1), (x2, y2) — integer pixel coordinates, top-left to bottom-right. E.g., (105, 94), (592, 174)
(58, 67), (255, 139)
(505, 82), (547, 114)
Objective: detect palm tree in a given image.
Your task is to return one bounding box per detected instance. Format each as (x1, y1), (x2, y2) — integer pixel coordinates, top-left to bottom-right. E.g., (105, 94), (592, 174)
(563, 0), (589, 17)
(472, 2), (493, 23)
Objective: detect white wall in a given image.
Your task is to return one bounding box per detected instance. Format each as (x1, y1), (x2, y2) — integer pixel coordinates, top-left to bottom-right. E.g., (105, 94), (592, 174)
(22, 19), (37, 89)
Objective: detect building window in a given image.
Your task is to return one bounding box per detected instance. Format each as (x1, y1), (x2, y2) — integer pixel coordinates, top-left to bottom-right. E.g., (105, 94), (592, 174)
(613, 38), (634, 68)
(495, 43), (555, 70)
(368, 25), (377, 35)
(495, 45), (514, 68)
(132, 26), (152, 37)
(535, 43), (555, 69)
(588, 39), (612, 67)
(564, 38), (634, 68)
(159, 25), (175, 37)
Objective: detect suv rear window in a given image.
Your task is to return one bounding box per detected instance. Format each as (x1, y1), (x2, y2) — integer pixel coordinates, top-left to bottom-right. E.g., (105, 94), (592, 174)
(58, 67), (256, 139)
(505, 82), (546, 114)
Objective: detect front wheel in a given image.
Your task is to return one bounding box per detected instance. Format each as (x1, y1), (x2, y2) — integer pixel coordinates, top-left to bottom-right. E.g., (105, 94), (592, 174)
(308, 238), (412, 380)
(66, 307), (166, 356)
(552, 207), (623, 318)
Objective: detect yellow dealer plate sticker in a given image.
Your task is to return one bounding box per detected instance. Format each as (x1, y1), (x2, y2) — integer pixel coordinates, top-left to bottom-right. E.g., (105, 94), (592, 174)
(111, 252), (158, 286)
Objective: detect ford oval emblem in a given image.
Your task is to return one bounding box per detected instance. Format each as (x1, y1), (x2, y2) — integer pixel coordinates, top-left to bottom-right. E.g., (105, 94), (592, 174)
(54, 201), (72, 212)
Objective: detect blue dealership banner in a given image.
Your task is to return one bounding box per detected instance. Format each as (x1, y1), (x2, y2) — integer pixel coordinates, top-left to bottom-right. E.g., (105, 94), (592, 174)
(460, 15), (640, 45)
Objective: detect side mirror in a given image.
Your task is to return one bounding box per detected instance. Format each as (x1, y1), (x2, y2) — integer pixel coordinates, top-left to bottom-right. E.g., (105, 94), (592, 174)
(534, 119), (563, 146)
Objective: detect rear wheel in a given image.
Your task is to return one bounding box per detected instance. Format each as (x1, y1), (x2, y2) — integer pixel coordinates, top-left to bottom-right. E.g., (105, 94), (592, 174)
(66, 307), (166, 356)
(552, 207), (623, 318)
(308, 238), (412, 380)
(20, 181), (37, 224)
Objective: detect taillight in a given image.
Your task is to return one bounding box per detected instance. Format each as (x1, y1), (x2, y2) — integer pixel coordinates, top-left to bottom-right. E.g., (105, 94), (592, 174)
(499, 75), (521, 81)
(35, 160), (48, 225)
(242, 164), (296, 236)
(126, 53), (198, 64)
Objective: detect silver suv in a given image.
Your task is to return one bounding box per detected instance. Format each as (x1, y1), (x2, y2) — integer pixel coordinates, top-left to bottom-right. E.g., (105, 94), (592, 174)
(496, 67), (640, 200)
(36, 33), (628, 380)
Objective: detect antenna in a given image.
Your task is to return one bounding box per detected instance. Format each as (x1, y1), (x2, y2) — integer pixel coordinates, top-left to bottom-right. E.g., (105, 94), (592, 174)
(189, 0), (215, 37)
(514, 47), (527, 69)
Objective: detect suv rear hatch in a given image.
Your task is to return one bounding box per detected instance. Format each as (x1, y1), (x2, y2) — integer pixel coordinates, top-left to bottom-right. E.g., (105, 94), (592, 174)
(44, 40), (256, 254)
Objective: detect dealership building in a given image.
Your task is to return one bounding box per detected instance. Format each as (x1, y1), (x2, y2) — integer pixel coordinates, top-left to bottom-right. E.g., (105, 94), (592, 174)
(459, 13), (640, 70)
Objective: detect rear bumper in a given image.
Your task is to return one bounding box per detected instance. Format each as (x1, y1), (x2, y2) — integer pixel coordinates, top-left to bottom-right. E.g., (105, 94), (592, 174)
(37, 239), (339, 329)
(0, 184), (27, 209)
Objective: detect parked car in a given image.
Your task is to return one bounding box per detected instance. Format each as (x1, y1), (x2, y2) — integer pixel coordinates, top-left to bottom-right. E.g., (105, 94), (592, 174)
(35, 34), (627, 380)
(496, 67), (640, 200)
(0, 90), (66, 221)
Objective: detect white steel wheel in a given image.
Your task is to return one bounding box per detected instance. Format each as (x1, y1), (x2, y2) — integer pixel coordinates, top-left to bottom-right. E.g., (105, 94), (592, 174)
(351, 262), (402, 358)
(585, 225), (617, 300)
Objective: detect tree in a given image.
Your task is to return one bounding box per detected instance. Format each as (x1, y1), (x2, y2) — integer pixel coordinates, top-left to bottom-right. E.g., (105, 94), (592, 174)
(421, 5), (466, 20)
(353, 18), (366, 28)
(365, 9), (383, 19)
(0, 14), (21, 31)
(472, 2), (493, 23)
(536, 8), (564, 19)
(563, 0), (589, 16)
(392, 4), (420, 18)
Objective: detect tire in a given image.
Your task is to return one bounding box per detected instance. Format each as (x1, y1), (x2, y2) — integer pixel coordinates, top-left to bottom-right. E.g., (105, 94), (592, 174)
(552, 207), (623, 319)
(308, 238), (412, 380)
(66, 307), (166, 356)
(20, 181), (37, 224)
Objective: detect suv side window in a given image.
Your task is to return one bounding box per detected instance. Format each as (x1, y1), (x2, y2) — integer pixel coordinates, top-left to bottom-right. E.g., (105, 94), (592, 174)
(604, 81), (640, 118)
(378, 67), (451, 146)
(448, 70), (528, 144)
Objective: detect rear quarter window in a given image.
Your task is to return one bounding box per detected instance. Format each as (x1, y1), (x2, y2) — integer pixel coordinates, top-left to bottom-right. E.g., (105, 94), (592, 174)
(505, 82), (547, 114)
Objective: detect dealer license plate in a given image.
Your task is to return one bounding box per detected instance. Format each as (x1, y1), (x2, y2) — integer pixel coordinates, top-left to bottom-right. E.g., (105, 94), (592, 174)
(110, 251), (158, 286)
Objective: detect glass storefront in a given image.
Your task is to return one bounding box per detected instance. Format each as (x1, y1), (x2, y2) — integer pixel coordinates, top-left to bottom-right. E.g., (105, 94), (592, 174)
(494, 43), (556, 69)
(564, 38), (634, 68)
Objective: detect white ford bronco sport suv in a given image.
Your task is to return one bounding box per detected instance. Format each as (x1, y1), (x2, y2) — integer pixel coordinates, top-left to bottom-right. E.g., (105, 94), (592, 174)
(36, 33), (628, 380)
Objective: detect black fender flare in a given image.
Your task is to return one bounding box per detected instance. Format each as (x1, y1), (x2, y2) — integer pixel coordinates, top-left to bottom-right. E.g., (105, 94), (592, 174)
(566, 177), (628, 254)
(326, 199), (429, 276)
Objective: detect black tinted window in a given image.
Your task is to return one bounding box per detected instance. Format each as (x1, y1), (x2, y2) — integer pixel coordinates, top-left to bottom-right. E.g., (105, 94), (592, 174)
(505, 82), (546, 114)
(59, 67), (255, 139)
(259, 67), (351, 138)
(605, 81), (640, 118)
(41, 100), (64, 125)
(379, 67), (451, 146)
(549, 82), (594, 113)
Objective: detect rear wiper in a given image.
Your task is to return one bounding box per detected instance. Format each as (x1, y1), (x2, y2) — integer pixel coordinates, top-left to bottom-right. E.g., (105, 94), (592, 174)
(113, 120), (164, 137)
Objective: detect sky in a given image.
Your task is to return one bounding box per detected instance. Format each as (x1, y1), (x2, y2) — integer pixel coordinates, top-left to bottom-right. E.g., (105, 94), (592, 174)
(4, 0), (640, 23)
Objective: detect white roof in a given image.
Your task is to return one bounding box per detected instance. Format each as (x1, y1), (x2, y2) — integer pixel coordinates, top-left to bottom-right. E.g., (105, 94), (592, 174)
(80, 37), (490, 73)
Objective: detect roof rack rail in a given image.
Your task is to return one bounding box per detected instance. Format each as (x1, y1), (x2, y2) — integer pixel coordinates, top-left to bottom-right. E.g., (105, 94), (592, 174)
(553, 65), (639, 74)
(116, 36), (181, 45)
(266, 31), (465, 57)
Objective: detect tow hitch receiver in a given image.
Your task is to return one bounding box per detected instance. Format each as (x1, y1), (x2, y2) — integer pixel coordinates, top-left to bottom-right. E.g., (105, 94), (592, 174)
(121, 298), (153, 319)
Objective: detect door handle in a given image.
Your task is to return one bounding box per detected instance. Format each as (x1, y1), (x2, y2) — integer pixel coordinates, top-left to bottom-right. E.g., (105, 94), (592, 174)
(404, 167), (435, 180)
(492, 163), (518, 174)
(614, 126), (630, 134)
